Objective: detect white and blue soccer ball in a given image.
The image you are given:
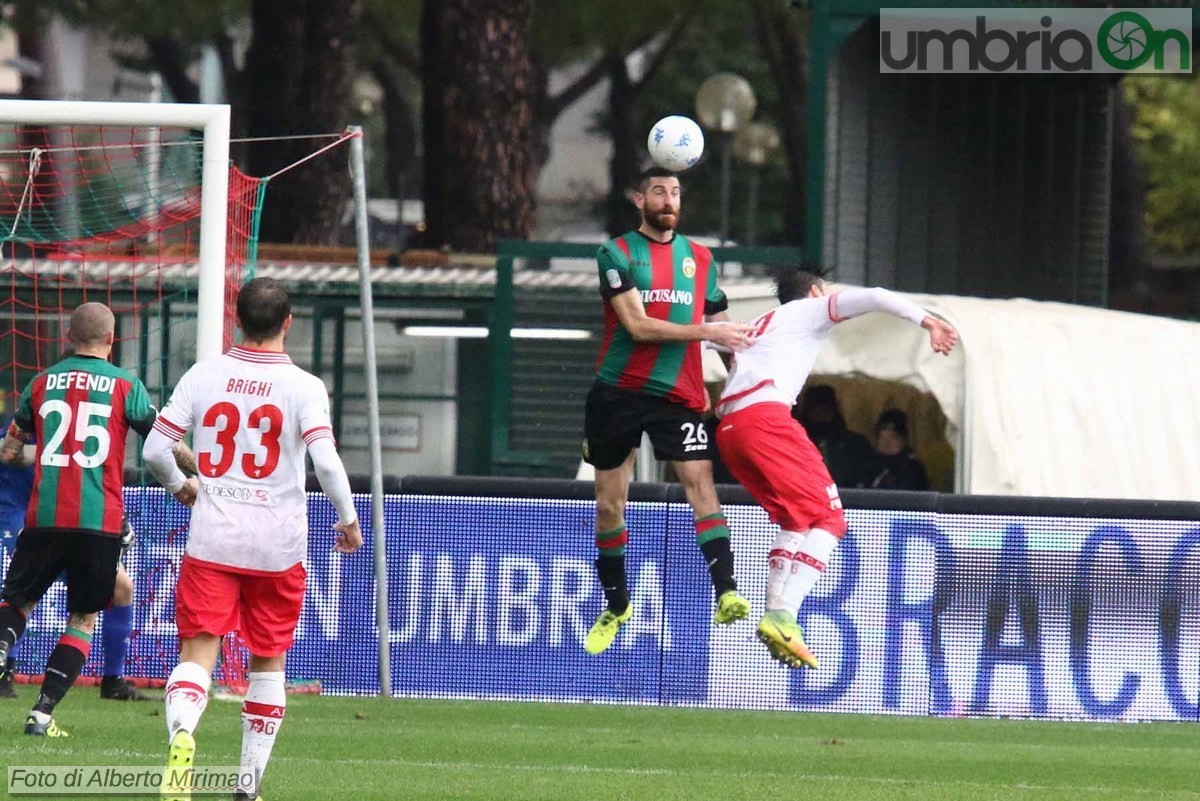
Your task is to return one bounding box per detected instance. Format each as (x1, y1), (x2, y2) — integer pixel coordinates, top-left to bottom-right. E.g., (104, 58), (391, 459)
(647, 115), (705, 172)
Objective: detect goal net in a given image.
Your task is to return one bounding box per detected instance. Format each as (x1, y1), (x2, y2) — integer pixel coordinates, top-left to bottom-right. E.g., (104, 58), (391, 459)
(0, 102), (263, 692)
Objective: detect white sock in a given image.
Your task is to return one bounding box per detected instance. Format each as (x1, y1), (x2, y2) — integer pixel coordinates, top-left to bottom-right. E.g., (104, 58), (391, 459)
(766, 530), (806, 611)
(164, 662), (211, 738)
(237, 671), (286, 796)
(780, 528), (840, 615)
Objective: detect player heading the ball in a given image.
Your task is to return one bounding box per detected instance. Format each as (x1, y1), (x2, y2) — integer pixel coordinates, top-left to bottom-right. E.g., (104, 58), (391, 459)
(582, 167), (754, 656)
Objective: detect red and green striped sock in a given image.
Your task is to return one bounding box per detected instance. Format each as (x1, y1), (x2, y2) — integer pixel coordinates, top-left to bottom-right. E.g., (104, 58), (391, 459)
(695, 513), (731, 546)
(595, 526), (628, 557)
(33, 627), (92, 715)
(594, 527), (630, 614)
(695, 513), (737, 595)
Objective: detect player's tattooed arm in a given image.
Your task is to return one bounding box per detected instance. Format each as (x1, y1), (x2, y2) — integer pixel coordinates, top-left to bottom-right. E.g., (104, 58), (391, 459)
(0, 416), (33, 465)
(0, 434), (33, 466)
(172, 440), (200, 477)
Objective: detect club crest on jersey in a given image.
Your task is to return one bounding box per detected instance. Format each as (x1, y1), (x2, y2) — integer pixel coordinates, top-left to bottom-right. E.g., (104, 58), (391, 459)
(682, 257), (696, 279)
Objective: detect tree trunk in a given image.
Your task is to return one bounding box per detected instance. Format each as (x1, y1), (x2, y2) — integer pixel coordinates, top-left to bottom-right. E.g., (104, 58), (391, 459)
(374, 66), (416, 201)
(419, 0), (447, 248)
(530, 52), (553, 176)
(1107, 90), (1147, 302)
(423, 0), (537, 251)
(369, 55), (418, 250)
(752, 0), (808, 244)
(13, 9), (46, 101)
(604, 53), (641, 239)
(144, 39), (201, 104)
(243, 0), (360, 244)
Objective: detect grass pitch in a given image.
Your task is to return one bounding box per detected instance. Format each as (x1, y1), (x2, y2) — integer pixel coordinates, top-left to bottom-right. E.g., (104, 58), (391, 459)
(0, 690), (1196, 800)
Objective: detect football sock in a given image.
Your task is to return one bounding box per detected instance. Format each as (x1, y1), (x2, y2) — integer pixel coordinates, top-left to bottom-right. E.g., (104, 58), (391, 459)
(766, 530), (807, 611)
(780, 528), (841, 615)
(101, 603), (134, 679)
(696, 513), (737, 595)
(595, 526), (627, 558)
(32, 627), (91, 715)
(594, 553), (629, 615)
(164, 662), (211, 738)
(237, 671), (286, 797)
(0, 602), (27, 655)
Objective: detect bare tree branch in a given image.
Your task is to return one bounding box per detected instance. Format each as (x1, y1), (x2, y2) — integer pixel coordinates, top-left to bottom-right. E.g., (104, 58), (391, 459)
(751, 0), (808, 241)
(544, 56), (607, 120)
(361, 10), (420, 76)
(634, 15), (690, 89)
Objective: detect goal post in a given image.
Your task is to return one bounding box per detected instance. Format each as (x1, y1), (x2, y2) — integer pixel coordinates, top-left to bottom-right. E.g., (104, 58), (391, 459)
(0, 99), (231, 361)
(0, 99), (261, 687)
(0, 103), (389, 695)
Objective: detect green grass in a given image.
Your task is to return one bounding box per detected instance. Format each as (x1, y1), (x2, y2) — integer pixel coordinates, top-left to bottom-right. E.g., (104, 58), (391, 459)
(1, 690), (1197, 800)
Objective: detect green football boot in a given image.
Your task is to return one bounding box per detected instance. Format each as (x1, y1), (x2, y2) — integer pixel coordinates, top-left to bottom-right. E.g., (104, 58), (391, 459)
(584, 604), (634, 655)
(756, 609), (819, 669)
(714, 590), (751, 624)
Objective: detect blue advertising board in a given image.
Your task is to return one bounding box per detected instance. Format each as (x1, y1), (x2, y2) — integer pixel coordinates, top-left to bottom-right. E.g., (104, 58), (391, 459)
(3, 488), (1197, 721)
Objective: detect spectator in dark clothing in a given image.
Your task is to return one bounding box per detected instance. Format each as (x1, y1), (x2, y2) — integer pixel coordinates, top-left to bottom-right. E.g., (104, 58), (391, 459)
(868, 409), (930, 491)
(794, 385), (878, 489)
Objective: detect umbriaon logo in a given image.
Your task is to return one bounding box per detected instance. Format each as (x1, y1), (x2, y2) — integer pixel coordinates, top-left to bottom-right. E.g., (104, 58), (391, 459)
(880, 8), (1192, 74)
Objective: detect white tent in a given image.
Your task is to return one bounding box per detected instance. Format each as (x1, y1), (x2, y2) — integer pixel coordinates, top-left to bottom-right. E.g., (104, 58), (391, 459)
(726, 286), (1200, 500)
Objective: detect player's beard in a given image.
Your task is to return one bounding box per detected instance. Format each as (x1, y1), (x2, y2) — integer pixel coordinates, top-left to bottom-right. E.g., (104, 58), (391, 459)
(643, 206), (679, 235)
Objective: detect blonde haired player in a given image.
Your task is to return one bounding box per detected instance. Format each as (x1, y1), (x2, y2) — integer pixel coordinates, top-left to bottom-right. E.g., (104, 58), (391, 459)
(143, 278), (362, 800)
(715, 269), (957, 668)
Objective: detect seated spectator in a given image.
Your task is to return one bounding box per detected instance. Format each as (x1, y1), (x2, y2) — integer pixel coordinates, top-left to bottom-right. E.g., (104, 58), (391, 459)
(868, 409), (930, 491)
(795, 384), (877, 489)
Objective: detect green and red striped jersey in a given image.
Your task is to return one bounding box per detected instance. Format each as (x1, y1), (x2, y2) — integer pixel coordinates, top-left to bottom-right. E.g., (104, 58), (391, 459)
(11, 355), (156, 535)
(594, 231), (728, 412)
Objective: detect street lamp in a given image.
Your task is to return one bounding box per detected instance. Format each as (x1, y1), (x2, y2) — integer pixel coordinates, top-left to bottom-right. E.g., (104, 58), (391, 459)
(695, 73), (756, 245)
(733, 122), (781, 246)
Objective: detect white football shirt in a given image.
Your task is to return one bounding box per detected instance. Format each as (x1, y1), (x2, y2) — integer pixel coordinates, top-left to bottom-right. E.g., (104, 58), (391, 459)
(717, 288), (928, 417)
(152, 346), (336, 572)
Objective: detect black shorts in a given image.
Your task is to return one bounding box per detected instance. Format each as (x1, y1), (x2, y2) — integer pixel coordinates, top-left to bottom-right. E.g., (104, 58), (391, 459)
(2, 528), (122, 614)
(582, 381), (712, 470)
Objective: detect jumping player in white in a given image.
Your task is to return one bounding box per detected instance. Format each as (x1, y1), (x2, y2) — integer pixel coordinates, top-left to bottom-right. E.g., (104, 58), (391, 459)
(715, 268), (958, 669)
(143, 278), (362, 800)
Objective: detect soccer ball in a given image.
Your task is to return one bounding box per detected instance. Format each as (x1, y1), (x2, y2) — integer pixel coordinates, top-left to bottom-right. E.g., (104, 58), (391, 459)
(647, 115), (705, 172)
